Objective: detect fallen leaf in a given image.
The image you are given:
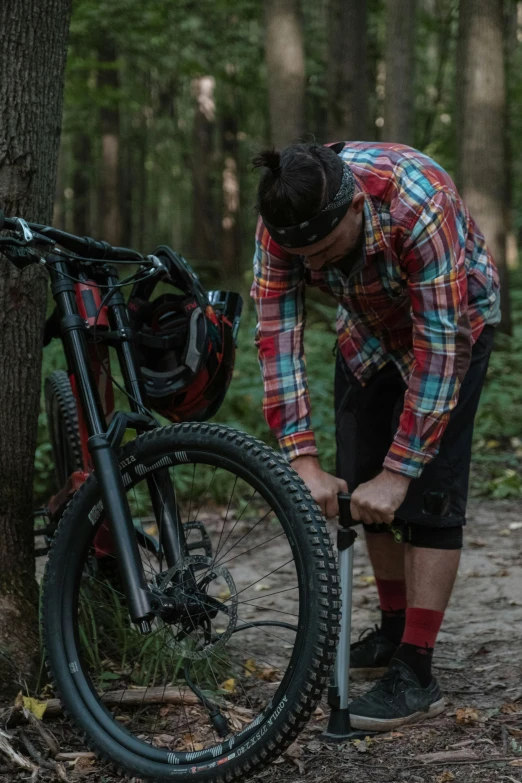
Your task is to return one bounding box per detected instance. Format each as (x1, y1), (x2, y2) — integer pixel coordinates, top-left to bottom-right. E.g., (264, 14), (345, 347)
(22, 696), (47, 720)
(253, 583), (270, 592)
(284, 742), (305, 774)
(221, 678), (236, 693)
(509, 522), (522, 531)
(244, 658), (257, 676)
(455, 707), (480, 725)
(497, 568), (510, 577)
(218, 587), (231, 600)
(257, 666), (280, 682)
(500, 529), (512, 536)
(510, 760), (522, 767)
(359, 575), (376, 586)
(436, 772), (455, 783)
(75, 757), (95, 770)
(508, 728), (522, 738)
(468, 538), (486, 548)
(380, 731), (405, 742)
(306, 740), (321, 753)
(502, 703), (522, 714)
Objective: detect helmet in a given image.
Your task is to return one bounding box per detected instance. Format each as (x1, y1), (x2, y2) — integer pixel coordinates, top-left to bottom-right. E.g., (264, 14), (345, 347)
(128, 246), (242, 422)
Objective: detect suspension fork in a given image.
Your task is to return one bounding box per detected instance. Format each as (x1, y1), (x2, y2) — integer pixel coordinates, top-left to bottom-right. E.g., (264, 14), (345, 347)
(49, 258), (152, 629)
(105, 269), (188, 570)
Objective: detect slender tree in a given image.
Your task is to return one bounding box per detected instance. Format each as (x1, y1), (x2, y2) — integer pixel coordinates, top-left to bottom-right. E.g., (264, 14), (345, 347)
(384, 0), (416, 144)
(98, 33), (122, 246)
(457, 0), (511, 335)
(264, 0), (306, 148)
(0, 0), (71, 695)
(191, 75), (217, 261)
(327, 0), (368, 140)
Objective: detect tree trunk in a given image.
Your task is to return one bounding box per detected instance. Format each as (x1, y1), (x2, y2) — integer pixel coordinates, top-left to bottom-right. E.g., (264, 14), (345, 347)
(221, 83), (242, 280)
(384, 0), (416, 144)
(264, 0), (306, 148)
(327, 0), (368, 141)
(191, 76), (217, 261)
(98, 35), (122, 246)
(0, 0), (71, 697)
(72, 133), (92, 237)
(457, 0), (512, 335)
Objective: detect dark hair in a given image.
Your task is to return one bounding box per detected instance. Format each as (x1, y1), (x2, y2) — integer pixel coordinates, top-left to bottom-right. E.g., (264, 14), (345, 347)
(252, 143), (343, 227)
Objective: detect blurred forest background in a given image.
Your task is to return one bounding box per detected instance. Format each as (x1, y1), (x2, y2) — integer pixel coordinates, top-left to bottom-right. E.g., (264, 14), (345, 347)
(36, 0), (522, 501)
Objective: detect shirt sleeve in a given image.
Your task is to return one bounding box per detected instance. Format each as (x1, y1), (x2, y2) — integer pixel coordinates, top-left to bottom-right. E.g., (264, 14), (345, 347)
(383, 191), (473, 479)
(250, 218), (318, 460)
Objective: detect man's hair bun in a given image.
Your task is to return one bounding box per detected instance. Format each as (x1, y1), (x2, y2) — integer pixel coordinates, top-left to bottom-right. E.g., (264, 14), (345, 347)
(252, 149), (282, 176)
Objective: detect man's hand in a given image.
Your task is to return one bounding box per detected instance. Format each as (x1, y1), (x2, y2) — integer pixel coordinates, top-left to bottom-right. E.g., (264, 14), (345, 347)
(351, 470), (411, 525)
(291, 455), (348, 518)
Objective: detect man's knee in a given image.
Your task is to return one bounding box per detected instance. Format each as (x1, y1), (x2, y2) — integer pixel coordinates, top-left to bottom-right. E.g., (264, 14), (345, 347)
(362, 520), (463, 550)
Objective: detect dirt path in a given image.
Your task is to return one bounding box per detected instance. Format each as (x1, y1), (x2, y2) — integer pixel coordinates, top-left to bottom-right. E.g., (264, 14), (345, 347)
(2, 498), (522, 783)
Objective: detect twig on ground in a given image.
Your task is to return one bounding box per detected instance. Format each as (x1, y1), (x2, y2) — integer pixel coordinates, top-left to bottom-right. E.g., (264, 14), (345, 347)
(44, 685), (199, 716)
(23, 707), (61, 756)
(0, 727), (38, 773)
(19, 729), (69, 781)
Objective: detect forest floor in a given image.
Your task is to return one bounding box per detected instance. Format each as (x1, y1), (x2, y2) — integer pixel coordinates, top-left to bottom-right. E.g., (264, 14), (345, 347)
(1, 498), (522, 783)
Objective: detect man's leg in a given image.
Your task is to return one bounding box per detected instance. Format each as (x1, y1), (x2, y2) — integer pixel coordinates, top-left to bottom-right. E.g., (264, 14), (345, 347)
(404, 544), (460, 610)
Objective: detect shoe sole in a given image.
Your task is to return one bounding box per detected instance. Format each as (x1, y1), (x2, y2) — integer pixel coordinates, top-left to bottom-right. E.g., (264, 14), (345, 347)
(349, 697), (446, 732)
(350, 666), (388, 681)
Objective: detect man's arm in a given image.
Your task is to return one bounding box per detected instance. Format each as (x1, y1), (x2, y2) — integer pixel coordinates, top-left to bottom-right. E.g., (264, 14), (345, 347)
(250, 218), (317, 459)
(251, 219), (348, 516)
(384, 190), (472, 479)
(351, 190), (472, 524)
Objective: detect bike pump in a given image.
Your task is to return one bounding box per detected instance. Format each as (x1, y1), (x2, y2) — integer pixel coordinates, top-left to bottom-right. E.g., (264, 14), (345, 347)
(323, 492), (370, 740)
(323, 490), (450, 740)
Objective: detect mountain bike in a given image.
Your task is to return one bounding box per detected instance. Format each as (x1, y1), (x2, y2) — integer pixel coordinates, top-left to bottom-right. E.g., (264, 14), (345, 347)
(0, 213), (339, 782)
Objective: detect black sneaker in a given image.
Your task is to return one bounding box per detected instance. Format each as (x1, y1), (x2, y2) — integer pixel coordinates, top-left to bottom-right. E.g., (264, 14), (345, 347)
(348, 659), (445, 731)
(350, 627), (398, 681)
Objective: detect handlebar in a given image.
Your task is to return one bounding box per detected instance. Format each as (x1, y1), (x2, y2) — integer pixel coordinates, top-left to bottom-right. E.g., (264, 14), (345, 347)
(0, 210), (143, 263)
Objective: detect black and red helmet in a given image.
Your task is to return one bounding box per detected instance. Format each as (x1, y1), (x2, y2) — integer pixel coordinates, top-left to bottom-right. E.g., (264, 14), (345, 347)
(128, 246), (242, 422)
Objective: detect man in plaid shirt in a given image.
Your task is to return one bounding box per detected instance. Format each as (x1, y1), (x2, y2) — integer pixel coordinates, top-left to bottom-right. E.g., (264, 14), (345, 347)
(251, 141), (500, 730)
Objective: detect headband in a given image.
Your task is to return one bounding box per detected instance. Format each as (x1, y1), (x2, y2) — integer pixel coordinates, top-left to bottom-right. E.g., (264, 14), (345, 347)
(263, 147), (355, 248)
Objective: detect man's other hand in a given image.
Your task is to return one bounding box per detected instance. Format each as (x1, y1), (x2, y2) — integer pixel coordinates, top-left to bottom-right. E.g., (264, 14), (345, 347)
(290, 455), (348, 518)
(350, 470), (411, 525)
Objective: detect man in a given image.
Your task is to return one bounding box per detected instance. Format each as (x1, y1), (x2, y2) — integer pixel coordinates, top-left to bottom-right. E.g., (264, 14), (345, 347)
(250, 141), (500, 731)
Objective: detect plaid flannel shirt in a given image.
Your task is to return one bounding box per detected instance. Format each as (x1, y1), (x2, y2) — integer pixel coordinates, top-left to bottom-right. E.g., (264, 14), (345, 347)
(251, 143), (500, 479)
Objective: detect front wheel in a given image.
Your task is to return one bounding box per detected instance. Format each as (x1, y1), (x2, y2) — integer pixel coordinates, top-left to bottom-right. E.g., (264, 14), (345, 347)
(42, 423), (339, 781)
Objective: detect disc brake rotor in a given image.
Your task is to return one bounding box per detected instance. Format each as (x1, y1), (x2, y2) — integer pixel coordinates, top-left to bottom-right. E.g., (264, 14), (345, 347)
(159, 555), (238, 660)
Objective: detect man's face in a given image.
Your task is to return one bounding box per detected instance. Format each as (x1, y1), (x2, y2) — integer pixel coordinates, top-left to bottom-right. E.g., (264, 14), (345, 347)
(284, 191), (365, 271)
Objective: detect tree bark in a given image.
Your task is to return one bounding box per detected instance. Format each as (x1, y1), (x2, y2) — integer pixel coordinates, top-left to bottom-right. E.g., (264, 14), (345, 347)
(457, 0), (512, 335)
(97, 34), (122, 246)
(191, 76), (217, 261)
(0, 0), (71, 697)
(384, 0), (416, 144)
(264, 0), (306, 148)
(327, 0), (368, 141)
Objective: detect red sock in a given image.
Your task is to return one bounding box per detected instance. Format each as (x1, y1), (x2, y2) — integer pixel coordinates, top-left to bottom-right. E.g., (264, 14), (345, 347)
(401, 607), (444, 650)
(375, 578), (407, 612)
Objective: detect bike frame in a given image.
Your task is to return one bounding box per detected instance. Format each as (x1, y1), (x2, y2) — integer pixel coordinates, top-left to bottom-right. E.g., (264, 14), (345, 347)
(46, 253), (187, 629)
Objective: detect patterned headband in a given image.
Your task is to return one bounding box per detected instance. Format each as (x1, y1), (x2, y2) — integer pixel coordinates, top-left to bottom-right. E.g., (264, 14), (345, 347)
(263, 162), (355, 249)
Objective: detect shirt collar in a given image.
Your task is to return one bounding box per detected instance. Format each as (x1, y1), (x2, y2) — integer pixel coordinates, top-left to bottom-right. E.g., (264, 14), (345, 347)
(354, 173), (388, 256)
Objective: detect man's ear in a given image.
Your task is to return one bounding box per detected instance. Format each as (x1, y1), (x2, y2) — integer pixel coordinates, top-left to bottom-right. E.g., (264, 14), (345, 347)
(351, 191), (365, 214)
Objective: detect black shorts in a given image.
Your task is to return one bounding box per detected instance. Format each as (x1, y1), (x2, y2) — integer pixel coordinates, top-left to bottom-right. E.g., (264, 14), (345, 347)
(334, 325), (495, 527)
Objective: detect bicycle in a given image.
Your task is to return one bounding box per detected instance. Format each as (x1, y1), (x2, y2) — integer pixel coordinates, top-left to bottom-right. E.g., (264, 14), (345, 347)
(0, 213), (340, 781)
